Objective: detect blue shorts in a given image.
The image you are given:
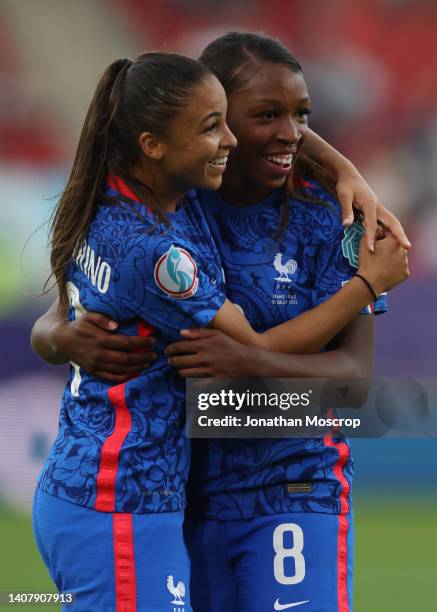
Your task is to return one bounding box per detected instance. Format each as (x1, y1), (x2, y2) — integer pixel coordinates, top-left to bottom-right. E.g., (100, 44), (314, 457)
(32, 488), (192, 612)
(185, 512), (353, 612)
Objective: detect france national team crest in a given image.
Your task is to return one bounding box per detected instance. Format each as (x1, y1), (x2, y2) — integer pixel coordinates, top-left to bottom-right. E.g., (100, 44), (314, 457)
(154, 245), (199, 299)
(272, 252), (298, 306)
(341, 221), (366, 268)
(166, 575), (185, 610)
(273, 252), (297, 282)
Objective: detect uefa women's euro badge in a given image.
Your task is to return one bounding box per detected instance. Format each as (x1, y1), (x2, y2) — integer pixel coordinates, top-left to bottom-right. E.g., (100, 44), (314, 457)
(154, 244), (199, 299)
(341, 221), (366, 268)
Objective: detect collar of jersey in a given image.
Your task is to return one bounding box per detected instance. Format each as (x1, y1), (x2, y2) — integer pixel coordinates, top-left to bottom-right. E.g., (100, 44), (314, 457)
(107, 174), (140, 202)
(107, 174), (191, 219)
(203, 188), (282, 217)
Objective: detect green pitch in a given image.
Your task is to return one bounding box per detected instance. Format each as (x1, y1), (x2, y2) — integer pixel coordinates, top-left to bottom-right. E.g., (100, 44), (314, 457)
(354, 495), (436, 611)
(0, 504), (57, 611)
(0, 497), (435, 611)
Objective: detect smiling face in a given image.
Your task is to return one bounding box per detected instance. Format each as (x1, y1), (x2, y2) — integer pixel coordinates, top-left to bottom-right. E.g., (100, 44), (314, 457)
(221, 63), (311, 204)
(156, 74), (237, 195)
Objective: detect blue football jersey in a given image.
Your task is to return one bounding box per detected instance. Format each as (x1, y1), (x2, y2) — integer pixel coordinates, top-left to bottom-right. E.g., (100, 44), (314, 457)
(187, 181), (387, 520)
(37, 178), (226, 514)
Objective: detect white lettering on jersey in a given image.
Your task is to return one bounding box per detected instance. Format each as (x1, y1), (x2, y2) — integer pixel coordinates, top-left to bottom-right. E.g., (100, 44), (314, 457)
(74, 240), (112, 294)
(66, 281), (86, 396)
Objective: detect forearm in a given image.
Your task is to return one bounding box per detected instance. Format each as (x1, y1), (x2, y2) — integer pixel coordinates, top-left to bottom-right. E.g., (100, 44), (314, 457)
(31, 300), (69, 365)
(244, 320), (373, 410)
(260, 276), (372, 353)
(244, 346), (360, 378)
(302, 129), (356, 179)
(169, 315), (374, 381)
(215, 278), (373, 355)
(246, 316), (374, 379)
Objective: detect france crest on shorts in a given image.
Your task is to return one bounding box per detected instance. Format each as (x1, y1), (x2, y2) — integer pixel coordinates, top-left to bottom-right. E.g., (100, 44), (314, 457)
(154, 244), (199, 299)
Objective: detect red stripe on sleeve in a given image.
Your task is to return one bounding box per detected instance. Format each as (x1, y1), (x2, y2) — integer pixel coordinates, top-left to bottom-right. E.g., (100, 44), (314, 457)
(95, 384), (132, 512)
(113, 513), (137, 611)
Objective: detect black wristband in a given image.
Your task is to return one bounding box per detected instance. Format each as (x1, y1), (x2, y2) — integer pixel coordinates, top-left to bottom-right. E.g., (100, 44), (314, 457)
(355, 273), (378, 302)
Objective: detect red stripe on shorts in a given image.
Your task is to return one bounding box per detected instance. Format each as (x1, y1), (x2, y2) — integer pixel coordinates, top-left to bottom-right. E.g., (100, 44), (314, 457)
(113, 513), (137, 611)
(95, 384), (132, 512)
(336, 513), (350, 612)
(324, 429), (350, 611)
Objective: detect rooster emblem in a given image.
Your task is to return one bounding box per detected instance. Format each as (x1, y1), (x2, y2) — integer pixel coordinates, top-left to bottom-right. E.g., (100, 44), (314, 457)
(273, 252), (297, 282)
(167, 575), (185, 606)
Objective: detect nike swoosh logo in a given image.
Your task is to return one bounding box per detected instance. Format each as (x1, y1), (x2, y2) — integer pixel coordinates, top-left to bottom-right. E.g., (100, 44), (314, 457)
(273, 599), (309, 610)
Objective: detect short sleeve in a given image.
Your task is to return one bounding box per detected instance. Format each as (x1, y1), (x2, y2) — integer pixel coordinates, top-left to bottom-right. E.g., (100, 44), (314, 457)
(311, 212), (387, 315)
(115, 235), (226, 335)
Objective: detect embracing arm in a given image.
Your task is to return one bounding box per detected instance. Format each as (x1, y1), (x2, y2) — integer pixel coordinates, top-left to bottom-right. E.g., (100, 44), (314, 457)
(31, 278), (373, 377)
(31, 297), (157, 382)
(32, 234), (407, 379)
(167, 315), (373, 380)
(208, 233), (407, 354)
(31, 299), (69, 364)
(245, 314), (374, 378)
(211, 275), (373, 354)
(302, 129), (411, 251)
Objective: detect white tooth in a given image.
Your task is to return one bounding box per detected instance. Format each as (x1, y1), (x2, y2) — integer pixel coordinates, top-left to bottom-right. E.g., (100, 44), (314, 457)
(210, 156), (228, 166)
(266, 154), (293, 166)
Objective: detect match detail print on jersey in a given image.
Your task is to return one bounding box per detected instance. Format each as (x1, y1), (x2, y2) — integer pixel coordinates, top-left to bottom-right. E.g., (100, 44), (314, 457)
(154, 245), (199, 299)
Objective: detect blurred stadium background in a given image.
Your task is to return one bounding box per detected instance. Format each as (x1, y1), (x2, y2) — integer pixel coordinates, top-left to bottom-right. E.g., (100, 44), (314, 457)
(0, 0), (436, 610)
